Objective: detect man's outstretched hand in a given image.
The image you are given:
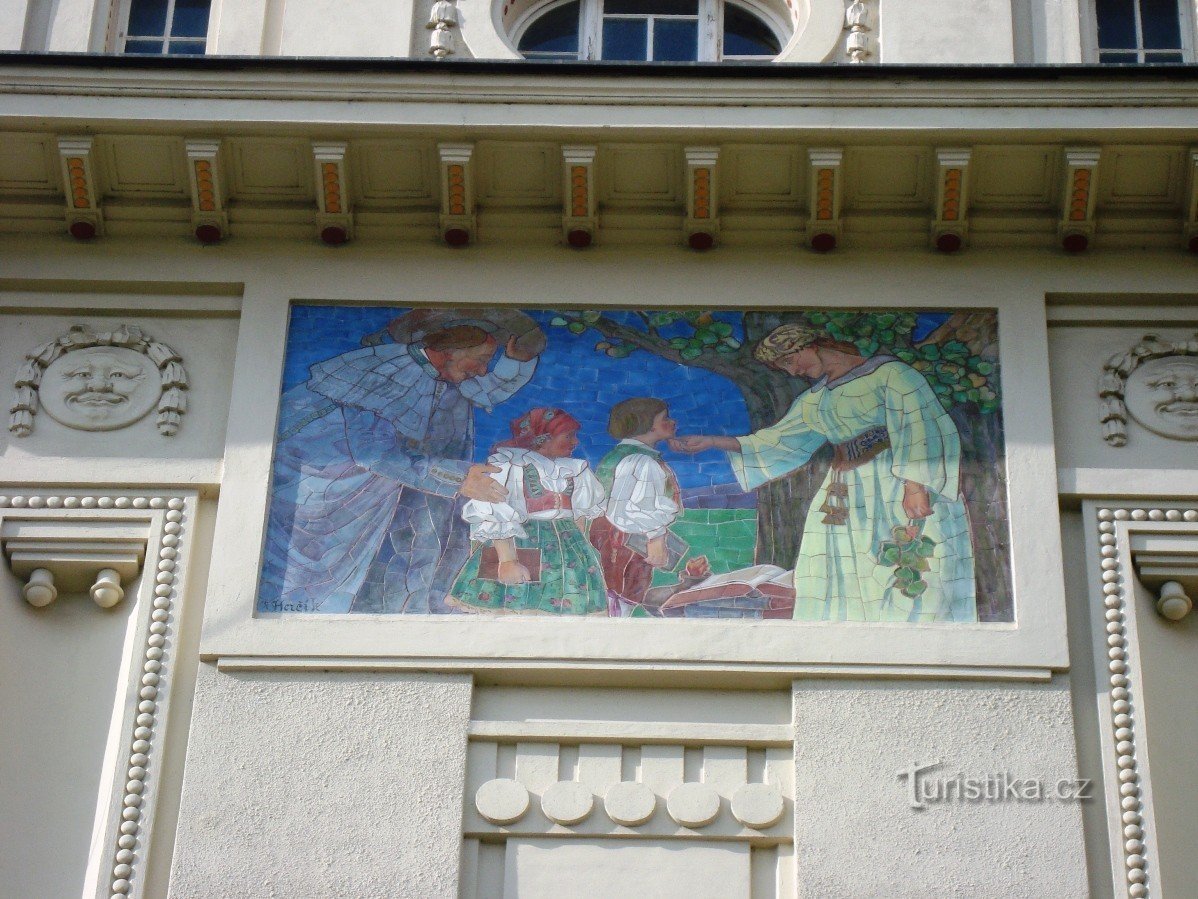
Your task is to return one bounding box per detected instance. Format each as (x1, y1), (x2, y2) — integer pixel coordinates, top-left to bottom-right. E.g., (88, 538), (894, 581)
(461, 464), (507, 502)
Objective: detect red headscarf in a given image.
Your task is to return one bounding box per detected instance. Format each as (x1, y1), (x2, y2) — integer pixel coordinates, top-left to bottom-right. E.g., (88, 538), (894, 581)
(497, 407), (581, 451)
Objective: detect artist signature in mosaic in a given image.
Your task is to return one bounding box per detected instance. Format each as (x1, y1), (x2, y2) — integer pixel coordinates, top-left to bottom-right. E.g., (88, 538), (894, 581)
(260, 307), (1011, 623)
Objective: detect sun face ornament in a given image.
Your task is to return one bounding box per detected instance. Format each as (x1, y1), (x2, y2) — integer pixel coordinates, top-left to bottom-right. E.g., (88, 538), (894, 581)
(1099, 333), (1198, 445)
(9, 324), (188, 437)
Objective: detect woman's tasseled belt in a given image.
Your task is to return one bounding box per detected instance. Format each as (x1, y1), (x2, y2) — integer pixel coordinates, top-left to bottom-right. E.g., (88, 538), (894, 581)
(820, 426), (892, 525)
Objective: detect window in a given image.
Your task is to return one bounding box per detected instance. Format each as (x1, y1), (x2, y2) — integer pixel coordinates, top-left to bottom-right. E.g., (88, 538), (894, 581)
(121, 0), (212, 54)
(516, 0), (784, 62)
(1093, 0), (1189, 62)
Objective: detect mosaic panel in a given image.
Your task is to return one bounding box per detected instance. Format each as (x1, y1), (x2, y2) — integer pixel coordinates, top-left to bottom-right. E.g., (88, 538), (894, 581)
(260, 306), (1012, 623)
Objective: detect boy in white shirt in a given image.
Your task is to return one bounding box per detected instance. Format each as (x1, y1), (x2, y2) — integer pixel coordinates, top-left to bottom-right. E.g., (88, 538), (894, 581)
(589, 397), (683, 616)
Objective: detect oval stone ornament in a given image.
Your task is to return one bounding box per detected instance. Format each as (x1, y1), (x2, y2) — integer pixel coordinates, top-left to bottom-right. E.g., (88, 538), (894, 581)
(666, 782), (720, 828)
(541, 781), (594, 825)
(604, 781), (656, 826)
(730, 783), (785, 829)
(474, 778), (530, 825)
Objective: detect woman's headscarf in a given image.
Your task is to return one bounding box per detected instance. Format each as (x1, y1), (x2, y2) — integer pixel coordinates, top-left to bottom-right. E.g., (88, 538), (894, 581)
(753, 325), (819, 364)
(497, 407), (581, 452)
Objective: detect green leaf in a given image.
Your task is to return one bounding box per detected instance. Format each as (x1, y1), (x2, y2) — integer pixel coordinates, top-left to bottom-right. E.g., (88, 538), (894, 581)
(581, 310), (601, 324)
(710, 321), (733, 337)
(550, 316), (568, 328)
(680, 346), (703, 360)
(975, 361), (995, 375)
(905, 579), (928, 596)
(894, 566), (919, 584)
(921, 344), (941, 361)
(669, 337), (690, 349)
(697, 329), (720, 346)
(716, 343), (738, 354)
(880, 545), (901, 566)
(567, 322), (587, 334)
(807, 312), (829, 325)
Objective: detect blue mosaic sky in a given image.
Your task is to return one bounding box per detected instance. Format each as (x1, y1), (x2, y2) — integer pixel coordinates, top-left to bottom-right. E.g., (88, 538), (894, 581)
(280, 306), (950, 496)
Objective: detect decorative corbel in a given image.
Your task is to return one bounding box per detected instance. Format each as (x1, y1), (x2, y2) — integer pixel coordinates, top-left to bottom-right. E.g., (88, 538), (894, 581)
(684, 147), (719, 251)
(439, 143), (476, 246)
(1059, 148), (1100, 253)
(312, 142), (353, 246)
(1130, 531), (1198, 620)
(845, 0), (872, 63)
(3, 516), (147, 608)
(428, 0), (459, 58)
(58, 136), (103, 240)
(185, 139), (227, 244)
(807, 148), (843, 252)
(562, 146), (597, 248)
(931, 149), (971, 253)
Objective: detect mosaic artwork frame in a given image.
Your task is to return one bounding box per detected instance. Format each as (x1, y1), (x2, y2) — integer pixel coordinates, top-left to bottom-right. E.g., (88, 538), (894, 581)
(258, 305), (1014, 626)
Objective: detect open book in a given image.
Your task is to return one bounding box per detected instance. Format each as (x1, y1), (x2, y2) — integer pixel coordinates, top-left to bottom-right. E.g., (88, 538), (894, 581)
(661, 564), (795, 610)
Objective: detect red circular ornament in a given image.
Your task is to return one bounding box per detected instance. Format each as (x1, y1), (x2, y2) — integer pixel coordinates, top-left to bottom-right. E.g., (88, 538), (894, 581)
(935, 232), (963, 254)
(68, 220), (96, 240)
(320, 225), (349, 246)
(194, 223), (222, 244)
(1062, 232), (1089, 253)
(566, 228), (592, 249)
(444, 227), (470, 247)
(809, 232), (836, 253)
(688, 231), (715, 251)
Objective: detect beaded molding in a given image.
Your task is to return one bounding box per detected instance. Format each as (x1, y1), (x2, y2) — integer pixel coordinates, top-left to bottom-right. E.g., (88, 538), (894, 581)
(0, 491), (190, 899)
(1095, 505), (1198, 899)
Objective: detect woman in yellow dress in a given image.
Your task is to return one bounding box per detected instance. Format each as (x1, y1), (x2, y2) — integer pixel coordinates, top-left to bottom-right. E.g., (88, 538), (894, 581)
(672, 325), (977, 623)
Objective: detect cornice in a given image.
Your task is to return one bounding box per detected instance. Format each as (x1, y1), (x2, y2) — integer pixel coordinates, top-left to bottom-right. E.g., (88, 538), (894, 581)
(0, 59), (1197, 118)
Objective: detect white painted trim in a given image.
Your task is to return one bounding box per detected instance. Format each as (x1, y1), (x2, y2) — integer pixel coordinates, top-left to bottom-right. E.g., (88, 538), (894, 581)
(1081, 503), (1198, 898)
(0, 490), (197, 899)
(774, 0), (843, 62)
(467, 720), (796, 744)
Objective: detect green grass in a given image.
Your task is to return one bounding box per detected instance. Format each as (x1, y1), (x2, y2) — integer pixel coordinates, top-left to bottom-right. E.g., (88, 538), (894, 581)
(650, 508), (758, 586)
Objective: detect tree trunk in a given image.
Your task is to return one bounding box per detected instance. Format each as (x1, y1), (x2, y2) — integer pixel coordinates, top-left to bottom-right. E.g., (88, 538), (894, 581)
(735, 312), (828, 568)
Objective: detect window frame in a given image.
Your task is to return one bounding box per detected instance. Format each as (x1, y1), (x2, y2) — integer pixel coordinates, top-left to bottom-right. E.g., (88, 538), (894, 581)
(512, 0), (788, 62)
(1081, 0), (1195, 62)
(109, 0), (213, 55)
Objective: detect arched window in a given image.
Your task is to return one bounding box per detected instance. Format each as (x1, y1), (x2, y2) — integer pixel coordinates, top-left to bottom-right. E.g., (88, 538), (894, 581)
(516, 0), (785, 62)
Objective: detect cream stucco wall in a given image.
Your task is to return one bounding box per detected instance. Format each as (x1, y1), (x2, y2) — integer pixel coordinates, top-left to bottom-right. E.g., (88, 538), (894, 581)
(0, 237), (1195, 895)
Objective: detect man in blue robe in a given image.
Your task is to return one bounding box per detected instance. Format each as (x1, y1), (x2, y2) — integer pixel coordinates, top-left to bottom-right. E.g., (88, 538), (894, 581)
(259, 325), (538, 613)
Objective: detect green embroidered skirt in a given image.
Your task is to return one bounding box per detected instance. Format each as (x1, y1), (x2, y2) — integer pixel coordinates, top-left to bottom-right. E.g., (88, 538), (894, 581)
(447, 518), (607, 615)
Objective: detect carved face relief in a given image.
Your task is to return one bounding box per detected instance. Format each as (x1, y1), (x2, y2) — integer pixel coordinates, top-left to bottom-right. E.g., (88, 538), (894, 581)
(1124, 355), (1198, 441)
(39, 347), (159, 431)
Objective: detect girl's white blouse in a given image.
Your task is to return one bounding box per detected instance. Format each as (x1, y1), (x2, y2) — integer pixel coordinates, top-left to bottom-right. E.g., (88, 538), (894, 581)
(461, 446), (606, 541)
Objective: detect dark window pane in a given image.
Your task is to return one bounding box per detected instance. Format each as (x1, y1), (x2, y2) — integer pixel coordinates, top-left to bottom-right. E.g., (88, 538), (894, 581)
(1139, 0), (1181, 48)
(171, 0), (212, 37)
(167, 40), (207, 54)
(123, 39), (165, 53)
(1144, 50), (1184, 62)
(606, 0), (697, 15)
(723, 4), (779, 55)
(653, 18), (697, 60)
(1099, 50), (1138, 61)
(1095, 0), (1137, 49)
(126, 0), (168, 37)
(602, 18), (648, 60)
(519, 1), (580, 54)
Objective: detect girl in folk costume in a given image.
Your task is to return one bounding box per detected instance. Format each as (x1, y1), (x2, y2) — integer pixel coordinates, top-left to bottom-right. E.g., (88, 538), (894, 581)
(589, 398), (684, 616)
(446, 407), (608, 615)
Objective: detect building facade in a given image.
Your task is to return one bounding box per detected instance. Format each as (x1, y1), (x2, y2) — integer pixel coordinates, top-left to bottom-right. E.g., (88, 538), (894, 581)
(1, 1), (1197, 897)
